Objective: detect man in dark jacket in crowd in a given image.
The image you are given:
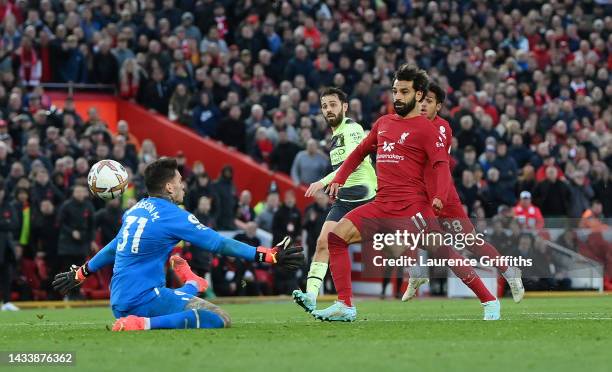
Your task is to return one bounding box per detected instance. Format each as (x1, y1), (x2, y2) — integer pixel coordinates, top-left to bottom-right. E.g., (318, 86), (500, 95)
(186, 172), (218, 214)
(217, 106), (246, 152)
(192, 92), (221, 138)
(30, 168), (64, 209)
(492, 142), (518, 190)
(95, 198), (123, 247)
(271, 190), (302, 295)
(57, 184), (95, 299)
(481, 167), (516, 217)
(532, 166), (571, 219)
(0, 181), (19, 310)
(213, 165), (237, 230)
(30, 199), (59, 277)
(566, 170), (594, 219)
(269, 130), (301, 175)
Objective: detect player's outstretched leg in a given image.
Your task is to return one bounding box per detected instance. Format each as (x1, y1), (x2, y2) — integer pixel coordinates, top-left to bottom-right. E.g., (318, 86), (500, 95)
(501, 266), (524, 303)
(431, 245), (501, 320)
(112, 297), (231, 331)
(293, 221), (336, 313)
(466, 237), (525, 303)
(311, 218), (361, 322)
(402, 249), (428, 301)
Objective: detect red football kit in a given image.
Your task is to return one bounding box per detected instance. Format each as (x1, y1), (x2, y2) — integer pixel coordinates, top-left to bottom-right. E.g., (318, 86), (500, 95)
(331, 114), (451, 232)
(327, 113), (495, 306)
(423, 115), (507, 272)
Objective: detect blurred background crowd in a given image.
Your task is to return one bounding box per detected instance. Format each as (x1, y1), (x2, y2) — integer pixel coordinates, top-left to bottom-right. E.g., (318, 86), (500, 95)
(0, 0), (611, 306)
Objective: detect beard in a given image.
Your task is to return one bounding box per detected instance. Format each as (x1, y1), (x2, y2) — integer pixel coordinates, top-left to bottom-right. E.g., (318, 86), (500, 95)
(394, 97), (417, 117)
(325, 111), (344, 128)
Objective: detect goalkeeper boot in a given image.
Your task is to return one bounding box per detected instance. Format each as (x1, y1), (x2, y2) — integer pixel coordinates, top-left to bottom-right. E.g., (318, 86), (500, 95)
(502, 267), (525, 303)
(112, 315), (146, 331)
(292, 290), (316, 313)
(482, 299), (501, 321)
(401, 278), (429, 302)
(170, 255), (208, 293)
(311, 301), (356, 322)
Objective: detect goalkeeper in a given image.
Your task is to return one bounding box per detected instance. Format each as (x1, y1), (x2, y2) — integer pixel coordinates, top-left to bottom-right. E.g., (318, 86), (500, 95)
(293, 87), (376, 313)
(53, 158), (303, 331)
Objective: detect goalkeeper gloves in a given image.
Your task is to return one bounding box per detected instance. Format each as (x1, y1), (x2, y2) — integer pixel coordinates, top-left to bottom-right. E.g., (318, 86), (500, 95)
(255, 236), (304, 271)
(52, 263), (91, 295)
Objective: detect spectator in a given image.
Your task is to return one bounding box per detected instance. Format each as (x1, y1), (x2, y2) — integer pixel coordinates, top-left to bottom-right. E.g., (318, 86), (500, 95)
(492, 142), (518, 189)
(168, 83), (192, 126)
(457, 170), (478, 215)
(481, 167), (516, 217)
(119, 59), (142, 101)
(566, 170), (594, 219)
(303, 191), (330, 261)
(453, 145), (479, 180)
(193, 196), (217, 229)
(255, 191), (280, 233)
(141, 67), (170, 115)
(213, 165), (237, 230)
(56, 184), (95, 298)
(532, 166), (571, 219)
(186, 172), (217, 214)
(513, 191), (545, 231)
(0, 181), (19, 311)
(30, 199), (59, 276)
(234, 190), (255, 231)
(291, 139), (329, 186)
(579, 200), (608, 233)
(192, 92), (221, 138)
(217, 105), (246, 152)
(270, 130), (302, 175)
(272, 190), (301, 246)
(30, 168), (64, 208)
(94, 198), (123, 247)
(57, 35), (87, 83)
(92, 39), (119, 85)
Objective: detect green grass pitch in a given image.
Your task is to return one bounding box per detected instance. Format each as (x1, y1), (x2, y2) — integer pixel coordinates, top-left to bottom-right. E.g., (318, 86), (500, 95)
(1, 297), (611, 372)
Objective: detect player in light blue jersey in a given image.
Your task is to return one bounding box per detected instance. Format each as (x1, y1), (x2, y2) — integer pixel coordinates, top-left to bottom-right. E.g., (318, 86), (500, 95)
(52, 158), (303, 331)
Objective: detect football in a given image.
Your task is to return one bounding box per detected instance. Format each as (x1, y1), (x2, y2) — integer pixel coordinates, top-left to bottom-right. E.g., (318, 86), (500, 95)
(87, 159), (129, 200)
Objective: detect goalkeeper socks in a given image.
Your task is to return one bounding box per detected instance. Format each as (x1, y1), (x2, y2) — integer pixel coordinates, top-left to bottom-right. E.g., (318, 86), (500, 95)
(328, 232), (353, 307)
(436, 246), (496, 303)
(306, 261), (328, 295)
(149, 309), (225, 329)
(468, 241), (508, 273)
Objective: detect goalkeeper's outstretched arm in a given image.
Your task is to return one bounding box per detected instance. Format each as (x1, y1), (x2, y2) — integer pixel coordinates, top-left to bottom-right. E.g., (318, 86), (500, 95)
(171, 209), (304, 270)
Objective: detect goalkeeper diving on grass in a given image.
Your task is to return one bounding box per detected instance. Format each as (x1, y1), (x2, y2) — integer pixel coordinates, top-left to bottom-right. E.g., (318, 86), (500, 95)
(53, 157), (303, 331)
(292, 87), (377, 314)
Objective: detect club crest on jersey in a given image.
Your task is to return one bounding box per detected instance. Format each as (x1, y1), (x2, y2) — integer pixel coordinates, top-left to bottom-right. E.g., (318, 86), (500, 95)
(382, 141), (395, 152)
(398, 131), (410, 144)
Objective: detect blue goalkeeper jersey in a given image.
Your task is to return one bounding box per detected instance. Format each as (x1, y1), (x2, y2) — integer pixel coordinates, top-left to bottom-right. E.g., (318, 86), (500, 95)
(92, 197), (256, 311)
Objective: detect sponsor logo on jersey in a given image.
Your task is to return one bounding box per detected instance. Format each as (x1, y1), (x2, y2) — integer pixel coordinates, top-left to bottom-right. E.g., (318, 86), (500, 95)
(382, 141), (395, 152)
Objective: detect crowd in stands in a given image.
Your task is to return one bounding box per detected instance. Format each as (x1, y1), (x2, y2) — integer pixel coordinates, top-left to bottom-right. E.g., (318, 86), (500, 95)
(1, 0), (612, 307)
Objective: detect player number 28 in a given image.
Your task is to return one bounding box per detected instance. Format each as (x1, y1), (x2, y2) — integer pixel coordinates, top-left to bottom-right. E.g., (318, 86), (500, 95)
(117, 216), (149, 253)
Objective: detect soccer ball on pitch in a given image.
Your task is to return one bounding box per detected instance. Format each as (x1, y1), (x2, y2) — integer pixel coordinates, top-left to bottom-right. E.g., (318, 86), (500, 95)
(87, 159), (129, 200)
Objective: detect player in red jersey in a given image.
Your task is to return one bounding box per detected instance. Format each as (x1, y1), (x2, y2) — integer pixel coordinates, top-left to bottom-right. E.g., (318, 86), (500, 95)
(311, 65), (501, 322)
(401, 83), (524, 303)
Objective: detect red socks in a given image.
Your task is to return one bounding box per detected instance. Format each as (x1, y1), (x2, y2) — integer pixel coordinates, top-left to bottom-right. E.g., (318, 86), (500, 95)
(328, 232), (353, 307)
(436, 246), (496, 303)
(468, 241), (508, 273)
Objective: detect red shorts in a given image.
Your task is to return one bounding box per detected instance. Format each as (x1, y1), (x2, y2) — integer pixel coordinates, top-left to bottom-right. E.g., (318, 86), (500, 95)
(344, 199), (443, 235)
(437, 200), (475, 234)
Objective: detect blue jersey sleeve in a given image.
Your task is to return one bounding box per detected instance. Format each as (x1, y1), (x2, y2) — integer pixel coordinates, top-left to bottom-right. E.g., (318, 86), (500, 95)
(169, 209), (257, 261)
(88, 237), (118, 272)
